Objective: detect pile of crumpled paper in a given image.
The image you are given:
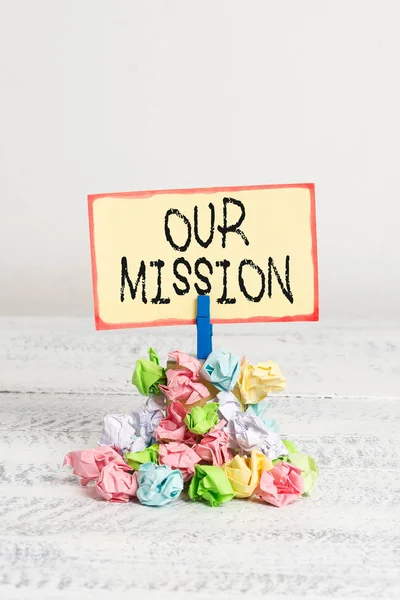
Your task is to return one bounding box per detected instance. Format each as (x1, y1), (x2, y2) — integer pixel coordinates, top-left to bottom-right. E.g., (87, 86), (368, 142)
(64, 348), (318, 508)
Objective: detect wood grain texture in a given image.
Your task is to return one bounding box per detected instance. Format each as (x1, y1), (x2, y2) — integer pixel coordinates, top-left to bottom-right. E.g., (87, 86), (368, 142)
(1, 318), (399, 599)
(1, 317), (400, 397)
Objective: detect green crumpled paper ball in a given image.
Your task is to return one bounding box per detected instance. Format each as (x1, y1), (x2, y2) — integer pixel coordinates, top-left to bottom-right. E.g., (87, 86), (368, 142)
(132, 348), (166, 396)
(188, 464), (235, 507)
(286, 453), (319, 496)
(282, 439), (298, 454)
(184, 402), (219, 435)
(275, 439), (319, 496)
(125, 443), (159, 471)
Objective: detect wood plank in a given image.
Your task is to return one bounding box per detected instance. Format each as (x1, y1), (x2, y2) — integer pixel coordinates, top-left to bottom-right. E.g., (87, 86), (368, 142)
(1, 317), (400, 396)
(1, 319), (400, 598)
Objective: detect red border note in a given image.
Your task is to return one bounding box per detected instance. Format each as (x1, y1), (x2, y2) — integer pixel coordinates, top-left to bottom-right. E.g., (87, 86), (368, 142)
(88, 183), (318, 330)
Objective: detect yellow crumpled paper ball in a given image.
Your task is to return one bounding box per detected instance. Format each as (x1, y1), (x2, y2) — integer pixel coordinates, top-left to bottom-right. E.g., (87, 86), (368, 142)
(236, 360), (286, 405)
(223, 450), (273, 498)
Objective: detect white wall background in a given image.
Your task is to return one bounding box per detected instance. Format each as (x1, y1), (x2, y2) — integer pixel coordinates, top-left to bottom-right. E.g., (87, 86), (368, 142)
(0, 0), (399, 321)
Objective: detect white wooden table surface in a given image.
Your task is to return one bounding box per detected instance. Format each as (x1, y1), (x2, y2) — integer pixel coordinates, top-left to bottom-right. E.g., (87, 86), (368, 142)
(1, 317), (399, 600)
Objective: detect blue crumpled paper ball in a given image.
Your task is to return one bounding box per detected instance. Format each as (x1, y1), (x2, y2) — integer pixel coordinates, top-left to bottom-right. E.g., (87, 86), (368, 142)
(136, 462), (184, 507)
(246, 400), (279, 432)
(200, 348), (241, 392)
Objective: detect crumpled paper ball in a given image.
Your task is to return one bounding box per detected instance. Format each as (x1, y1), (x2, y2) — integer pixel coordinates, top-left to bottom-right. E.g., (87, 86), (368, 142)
(100, 396), (166, 455)
(236, 360), (286, 405)
(281, 439), (298, 454)
(246, 399), (279, 432)
(216, 390), (241, 423)
(132, 348), (166, 396)
(136, 462), (184, 507)
(225, 411), (287, 460)
(194, 420), (233, 466)
(200, 348), (241, 392)
(224, 450), (272, 498)
(98, 414), (139, 453)
(256, 461), (304, 507)
(159, 369), (209, 406)
(125, 443), (159, 471)
(158, 442), (201, 482)
(130, 394), (166, 448)
(96, 461), (138, 503)
(64, 446), (124, 486)
(168, 351), (202, 378)
(184, 402), (219, 435)
(155, 401), (198, 445)
(279, 440), (319, 496)
(188, 464), (235, 507)
(286, 453), (319, 496)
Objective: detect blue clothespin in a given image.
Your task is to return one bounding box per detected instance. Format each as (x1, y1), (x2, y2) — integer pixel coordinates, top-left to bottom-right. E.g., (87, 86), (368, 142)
(196, 295), (213, 359)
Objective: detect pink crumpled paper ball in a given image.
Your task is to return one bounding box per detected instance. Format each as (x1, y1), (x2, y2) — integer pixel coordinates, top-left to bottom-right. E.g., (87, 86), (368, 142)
(158, 442), (201, 482)
(256, 461), (304, 507)
(155, 401), (198, 446)
(168, 351), (202, 379)
(194, 420), (233, 466)
(159, 369), (209, 406)
(159, 351), (209, 406)
(96, 461), (138, 503)
(63, 446), (125, 486)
